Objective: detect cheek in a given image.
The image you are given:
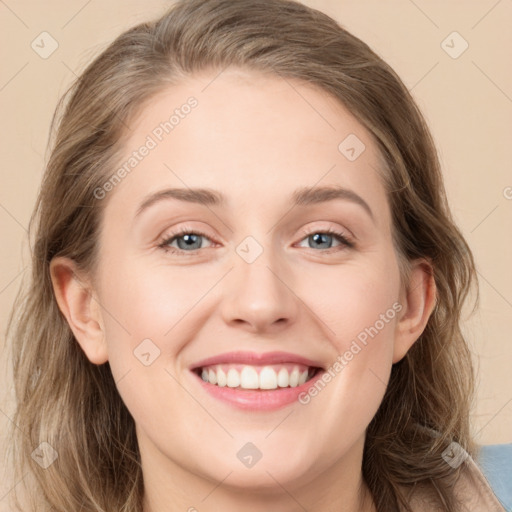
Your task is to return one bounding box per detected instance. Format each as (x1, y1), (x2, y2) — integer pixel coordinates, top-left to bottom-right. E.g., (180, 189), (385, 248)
(297, 274), (400, 465)
(304, 255), (401, 347)
(97, 258), (212, 352)
(300, 250), (401, 407)
(312, 286), (398, 401)
(94, 259), (192, 435)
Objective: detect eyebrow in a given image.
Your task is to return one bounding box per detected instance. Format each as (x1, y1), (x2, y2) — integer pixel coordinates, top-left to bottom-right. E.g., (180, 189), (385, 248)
(134, 185), (374, 222)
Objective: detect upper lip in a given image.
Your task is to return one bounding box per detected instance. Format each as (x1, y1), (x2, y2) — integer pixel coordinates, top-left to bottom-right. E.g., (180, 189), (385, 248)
(190, 351), (325, 370)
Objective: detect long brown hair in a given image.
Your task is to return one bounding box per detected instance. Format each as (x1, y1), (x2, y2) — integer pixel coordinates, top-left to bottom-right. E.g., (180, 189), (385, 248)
(6, 0), (477, 510)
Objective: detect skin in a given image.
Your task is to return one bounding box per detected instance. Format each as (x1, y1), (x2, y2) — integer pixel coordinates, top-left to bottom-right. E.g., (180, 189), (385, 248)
(50, 68), (436, 512)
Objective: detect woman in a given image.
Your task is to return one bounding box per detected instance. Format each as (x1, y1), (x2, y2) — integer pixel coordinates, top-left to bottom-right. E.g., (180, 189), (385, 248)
(6, 0), (506, 510)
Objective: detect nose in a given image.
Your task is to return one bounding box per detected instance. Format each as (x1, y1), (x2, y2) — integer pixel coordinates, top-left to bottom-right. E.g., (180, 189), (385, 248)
(219, 249), (300, 334)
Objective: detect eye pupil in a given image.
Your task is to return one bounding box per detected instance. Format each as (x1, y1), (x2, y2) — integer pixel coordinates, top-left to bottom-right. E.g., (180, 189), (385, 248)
(310, 233), (332, 249)
(177, 233), (202, 250)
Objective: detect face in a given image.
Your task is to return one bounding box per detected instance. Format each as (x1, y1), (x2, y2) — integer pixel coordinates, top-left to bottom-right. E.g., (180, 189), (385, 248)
(75, 69), (417, 498)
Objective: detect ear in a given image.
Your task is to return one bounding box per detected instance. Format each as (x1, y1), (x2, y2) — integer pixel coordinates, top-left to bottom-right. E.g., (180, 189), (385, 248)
(393, 258), (437, 363)
(49, 257), (108, 365)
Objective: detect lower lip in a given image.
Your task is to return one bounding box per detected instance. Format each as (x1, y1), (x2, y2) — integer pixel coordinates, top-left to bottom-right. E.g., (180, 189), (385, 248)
(190, 369), (326, 411)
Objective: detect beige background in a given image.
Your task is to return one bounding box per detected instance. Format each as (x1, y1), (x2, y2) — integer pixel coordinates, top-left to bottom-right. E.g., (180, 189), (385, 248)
(1, 0), (511, 508)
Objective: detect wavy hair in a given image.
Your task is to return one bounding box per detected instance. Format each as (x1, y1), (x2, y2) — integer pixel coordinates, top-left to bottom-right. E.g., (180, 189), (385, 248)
(6, 0), (478, 510)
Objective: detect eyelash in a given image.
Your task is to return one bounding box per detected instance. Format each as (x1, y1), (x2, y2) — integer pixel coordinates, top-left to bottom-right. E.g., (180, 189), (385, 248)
(157, 226), (355, 256)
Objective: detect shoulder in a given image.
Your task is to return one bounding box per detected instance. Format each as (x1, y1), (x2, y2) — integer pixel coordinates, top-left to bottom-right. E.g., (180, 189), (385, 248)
(454, 447), (508, 511)
(476, 443), (512, 511)
(404, 443), (509, 512)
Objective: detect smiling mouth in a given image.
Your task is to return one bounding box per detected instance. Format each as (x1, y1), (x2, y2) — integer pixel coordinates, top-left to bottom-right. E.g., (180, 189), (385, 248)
(192, 364), (322, 391)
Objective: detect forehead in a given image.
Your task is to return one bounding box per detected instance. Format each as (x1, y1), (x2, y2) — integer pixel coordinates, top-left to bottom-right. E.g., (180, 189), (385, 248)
(103, 68), (390, 227)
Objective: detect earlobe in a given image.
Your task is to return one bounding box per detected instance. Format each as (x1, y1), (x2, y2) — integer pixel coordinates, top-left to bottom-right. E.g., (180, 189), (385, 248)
(49, 257), (108, 365)
(393, 259), (437, 364)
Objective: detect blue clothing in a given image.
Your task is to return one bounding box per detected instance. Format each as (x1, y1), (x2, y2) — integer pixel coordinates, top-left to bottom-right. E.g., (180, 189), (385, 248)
(477, 444), (512, 511)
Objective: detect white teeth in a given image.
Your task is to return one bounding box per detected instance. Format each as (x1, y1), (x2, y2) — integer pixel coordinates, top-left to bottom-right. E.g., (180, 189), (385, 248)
(259, 366), (278, 389)
(240, 366), (259, 389)
(199, 365), (314, 390)
(277, 367), (289, 387)
(226, 368), (240, 387)
(217, 367), (227, 387)
(289, 368), (300, 387)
